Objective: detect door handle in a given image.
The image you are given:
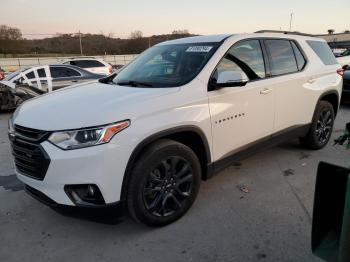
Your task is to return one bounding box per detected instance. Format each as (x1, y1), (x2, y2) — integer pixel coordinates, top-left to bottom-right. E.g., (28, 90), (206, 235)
(260, 88), (272, 95)
(71, 80), (78, 83)
(308, 78), (317, 84)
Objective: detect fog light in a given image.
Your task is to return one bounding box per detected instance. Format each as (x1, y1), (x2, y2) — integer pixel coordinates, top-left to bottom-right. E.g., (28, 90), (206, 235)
(64, 184), (105, 206)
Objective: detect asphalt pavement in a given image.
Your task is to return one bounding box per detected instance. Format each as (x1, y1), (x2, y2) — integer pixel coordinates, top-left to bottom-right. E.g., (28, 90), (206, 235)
(0, 105), (349, 262)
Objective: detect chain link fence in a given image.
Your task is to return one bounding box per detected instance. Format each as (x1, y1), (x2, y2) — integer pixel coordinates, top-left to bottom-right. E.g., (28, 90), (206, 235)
(0, 54), (138, 72)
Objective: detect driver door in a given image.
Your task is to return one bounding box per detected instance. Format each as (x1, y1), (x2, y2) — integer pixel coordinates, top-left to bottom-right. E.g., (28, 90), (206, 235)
(208, 39), (275, 161)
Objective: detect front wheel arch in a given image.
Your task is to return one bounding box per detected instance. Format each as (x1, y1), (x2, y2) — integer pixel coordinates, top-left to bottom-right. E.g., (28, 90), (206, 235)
(120, 126), (212, 203)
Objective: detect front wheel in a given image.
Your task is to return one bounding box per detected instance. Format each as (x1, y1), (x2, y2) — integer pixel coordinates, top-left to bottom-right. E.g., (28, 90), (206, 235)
(127, 139), (201, 227)
(299, 101), (335, 150)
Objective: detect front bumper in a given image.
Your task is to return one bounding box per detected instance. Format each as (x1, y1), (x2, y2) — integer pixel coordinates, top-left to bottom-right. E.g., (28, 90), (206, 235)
(15, 140), (131, 206)
(25, 184), (123, 209)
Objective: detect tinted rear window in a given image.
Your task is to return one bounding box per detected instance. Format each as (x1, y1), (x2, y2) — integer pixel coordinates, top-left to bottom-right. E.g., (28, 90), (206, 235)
(25, 71), (35, 79)
(306, 41), (338, 65)
(38, 68), (46, 77)
(70, 60), (104, 68)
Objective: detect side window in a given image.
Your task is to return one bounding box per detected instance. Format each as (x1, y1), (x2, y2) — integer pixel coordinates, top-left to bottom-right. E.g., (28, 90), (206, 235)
(25, 71), (35, 79)
(37, 68), (46, 78)
(213, 39), (266, 82)
(291, 41), (306, 70)
(70, 60), (104, 68)
(50, 67), (81, 78)
(265, 40), (298, 76)
(230, 40), (266, 78)
(306, 40), (338, 65)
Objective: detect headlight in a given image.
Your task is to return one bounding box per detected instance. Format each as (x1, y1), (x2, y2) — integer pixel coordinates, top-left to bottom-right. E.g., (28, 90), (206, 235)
(48, 120), (130, 150)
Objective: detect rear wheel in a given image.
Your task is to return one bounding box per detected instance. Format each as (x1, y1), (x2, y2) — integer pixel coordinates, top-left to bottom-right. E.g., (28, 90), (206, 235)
(299, 101), (334, 149)
(127, 139), (201, 227)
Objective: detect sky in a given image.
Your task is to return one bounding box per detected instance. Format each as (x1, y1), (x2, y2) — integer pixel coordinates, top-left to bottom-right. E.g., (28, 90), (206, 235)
(1, 0), (349, 39)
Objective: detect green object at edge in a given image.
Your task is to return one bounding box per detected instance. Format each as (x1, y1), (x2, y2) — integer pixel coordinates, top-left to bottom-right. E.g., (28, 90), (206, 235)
(312, 162), (350, 262)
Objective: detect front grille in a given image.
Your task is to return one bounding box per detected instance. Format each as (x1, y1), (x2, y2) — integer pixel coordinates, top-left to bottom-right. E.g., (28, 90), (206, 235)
(10, 125), (51, 180)
(14, 125), (49, 142)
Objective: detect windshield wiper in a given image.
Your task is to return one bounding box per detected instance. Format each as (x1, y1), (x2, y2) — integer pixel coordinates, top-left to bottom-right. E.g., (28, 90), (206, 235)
(116, 80), (153, 87)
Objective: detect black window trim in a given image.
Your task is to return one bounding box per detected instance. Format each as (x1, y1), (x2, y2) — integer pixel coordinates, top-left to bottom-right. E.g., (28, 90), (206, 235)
(208, 37), (309, 92)
(208, 38), (269, 91)
(50, 66), (82, 79)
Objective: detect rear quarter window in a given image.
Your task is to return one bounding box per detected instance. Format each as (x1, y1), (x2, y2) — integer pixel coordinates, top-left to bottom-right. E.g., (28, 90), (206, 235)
(306, 40), (338, 65)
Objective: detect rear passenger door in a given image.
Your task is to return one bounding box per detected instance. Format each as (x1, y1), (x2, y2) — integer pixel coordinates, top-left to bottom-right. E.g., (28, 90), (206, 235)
(50, 66), (83, 90)
(263, 39), (309, 133)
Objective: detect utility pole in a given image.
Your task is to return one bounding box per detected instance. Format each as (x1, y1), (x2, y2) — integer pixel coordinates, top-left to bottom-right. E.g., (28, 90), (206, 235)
(79, 30), (83, 56)
(289, 12), (293, 32)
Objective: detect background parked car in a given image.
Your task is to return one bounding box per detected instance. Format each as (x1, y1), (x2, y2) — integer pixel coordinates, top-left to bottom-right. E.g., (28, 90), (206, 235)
(342, 69), (350, 102)
(337, 49), (350, 68)
(0, 64), (102, 111)
(0, 67), (5, 81)
(112, 64), (124, 72)
(62, 57), (113, 75)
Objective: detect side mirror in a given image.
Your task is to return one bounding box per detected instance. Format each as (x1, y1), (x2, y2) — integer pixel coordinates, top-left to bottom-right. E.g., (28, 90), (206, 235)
(211, 70), (248, 90)
(312, 162), (350, 262)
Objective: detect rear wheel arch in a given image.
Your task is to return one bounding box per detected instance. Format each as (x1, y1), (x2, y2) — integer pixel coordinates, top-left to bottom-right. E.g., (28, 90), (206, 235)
(120, 126), (212, 202)
(318, 90), (339, 116)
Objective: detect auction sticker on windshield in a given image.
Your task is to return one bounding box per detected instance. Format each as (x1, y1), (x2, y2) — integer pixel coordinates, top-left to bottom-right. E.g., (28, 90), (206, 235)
(186, 46), (213, 52)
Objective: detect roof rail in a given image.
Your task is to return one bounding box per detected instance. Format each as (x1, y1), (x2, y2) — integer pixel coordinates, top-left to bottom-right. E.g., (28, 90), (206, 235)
(255, 30), (315, 37)
(65, 56), (97, 60)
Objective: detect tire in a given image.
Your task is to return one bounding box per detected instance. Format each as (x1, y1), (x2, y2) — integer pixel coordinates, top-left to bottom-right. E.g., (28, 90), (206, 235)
(299, 101), (335, 150)
(127, 139), (201, 227)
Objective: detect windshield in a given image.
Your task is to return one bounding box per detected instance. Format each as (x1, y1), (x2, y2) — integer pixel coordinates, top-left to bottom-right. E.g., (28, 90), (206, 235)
(113, 42), (220, 87)
(3, 68), (28, 81)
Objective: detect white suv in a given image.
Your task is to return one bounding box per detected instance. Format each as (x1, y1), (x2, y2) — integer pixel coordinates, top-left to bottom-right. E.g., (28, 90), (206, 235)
(62, 58), (113, 75)
(9, 33), (343, 226)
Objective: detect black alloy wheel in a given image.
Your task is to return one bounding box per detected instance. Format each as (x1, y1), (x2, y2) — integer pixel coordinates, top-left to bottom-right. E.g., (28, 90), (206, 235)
(143, 156), (193, 217)
(315, 109), (333, 145)
(300, 100), (335, 149)
(127, 139), (201, 227)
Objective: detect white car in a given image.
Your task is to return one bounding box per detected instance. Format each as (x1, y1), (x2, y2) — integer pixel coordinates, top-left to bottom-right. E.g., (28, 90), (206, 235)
(9, 33), (343, 226)
(62, 58), (113, 75)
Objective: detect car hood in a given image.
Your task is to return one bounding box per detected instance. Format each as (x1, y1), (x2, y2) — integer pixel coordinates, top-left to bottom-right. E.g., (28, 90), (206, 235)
(13, 82), (180, 130)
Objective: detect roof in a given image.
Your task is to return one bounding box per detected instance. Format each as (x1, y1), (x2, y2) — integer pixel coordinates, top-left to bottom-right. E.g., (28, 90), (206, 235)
(157, 34), (232, 45)
(157, 32), (321, 46)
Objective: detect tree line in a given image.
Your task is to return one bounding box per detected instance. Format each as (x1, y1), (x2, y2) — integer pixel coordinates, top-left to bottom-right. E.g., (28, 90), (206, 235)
(0, 25), (194, 57)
